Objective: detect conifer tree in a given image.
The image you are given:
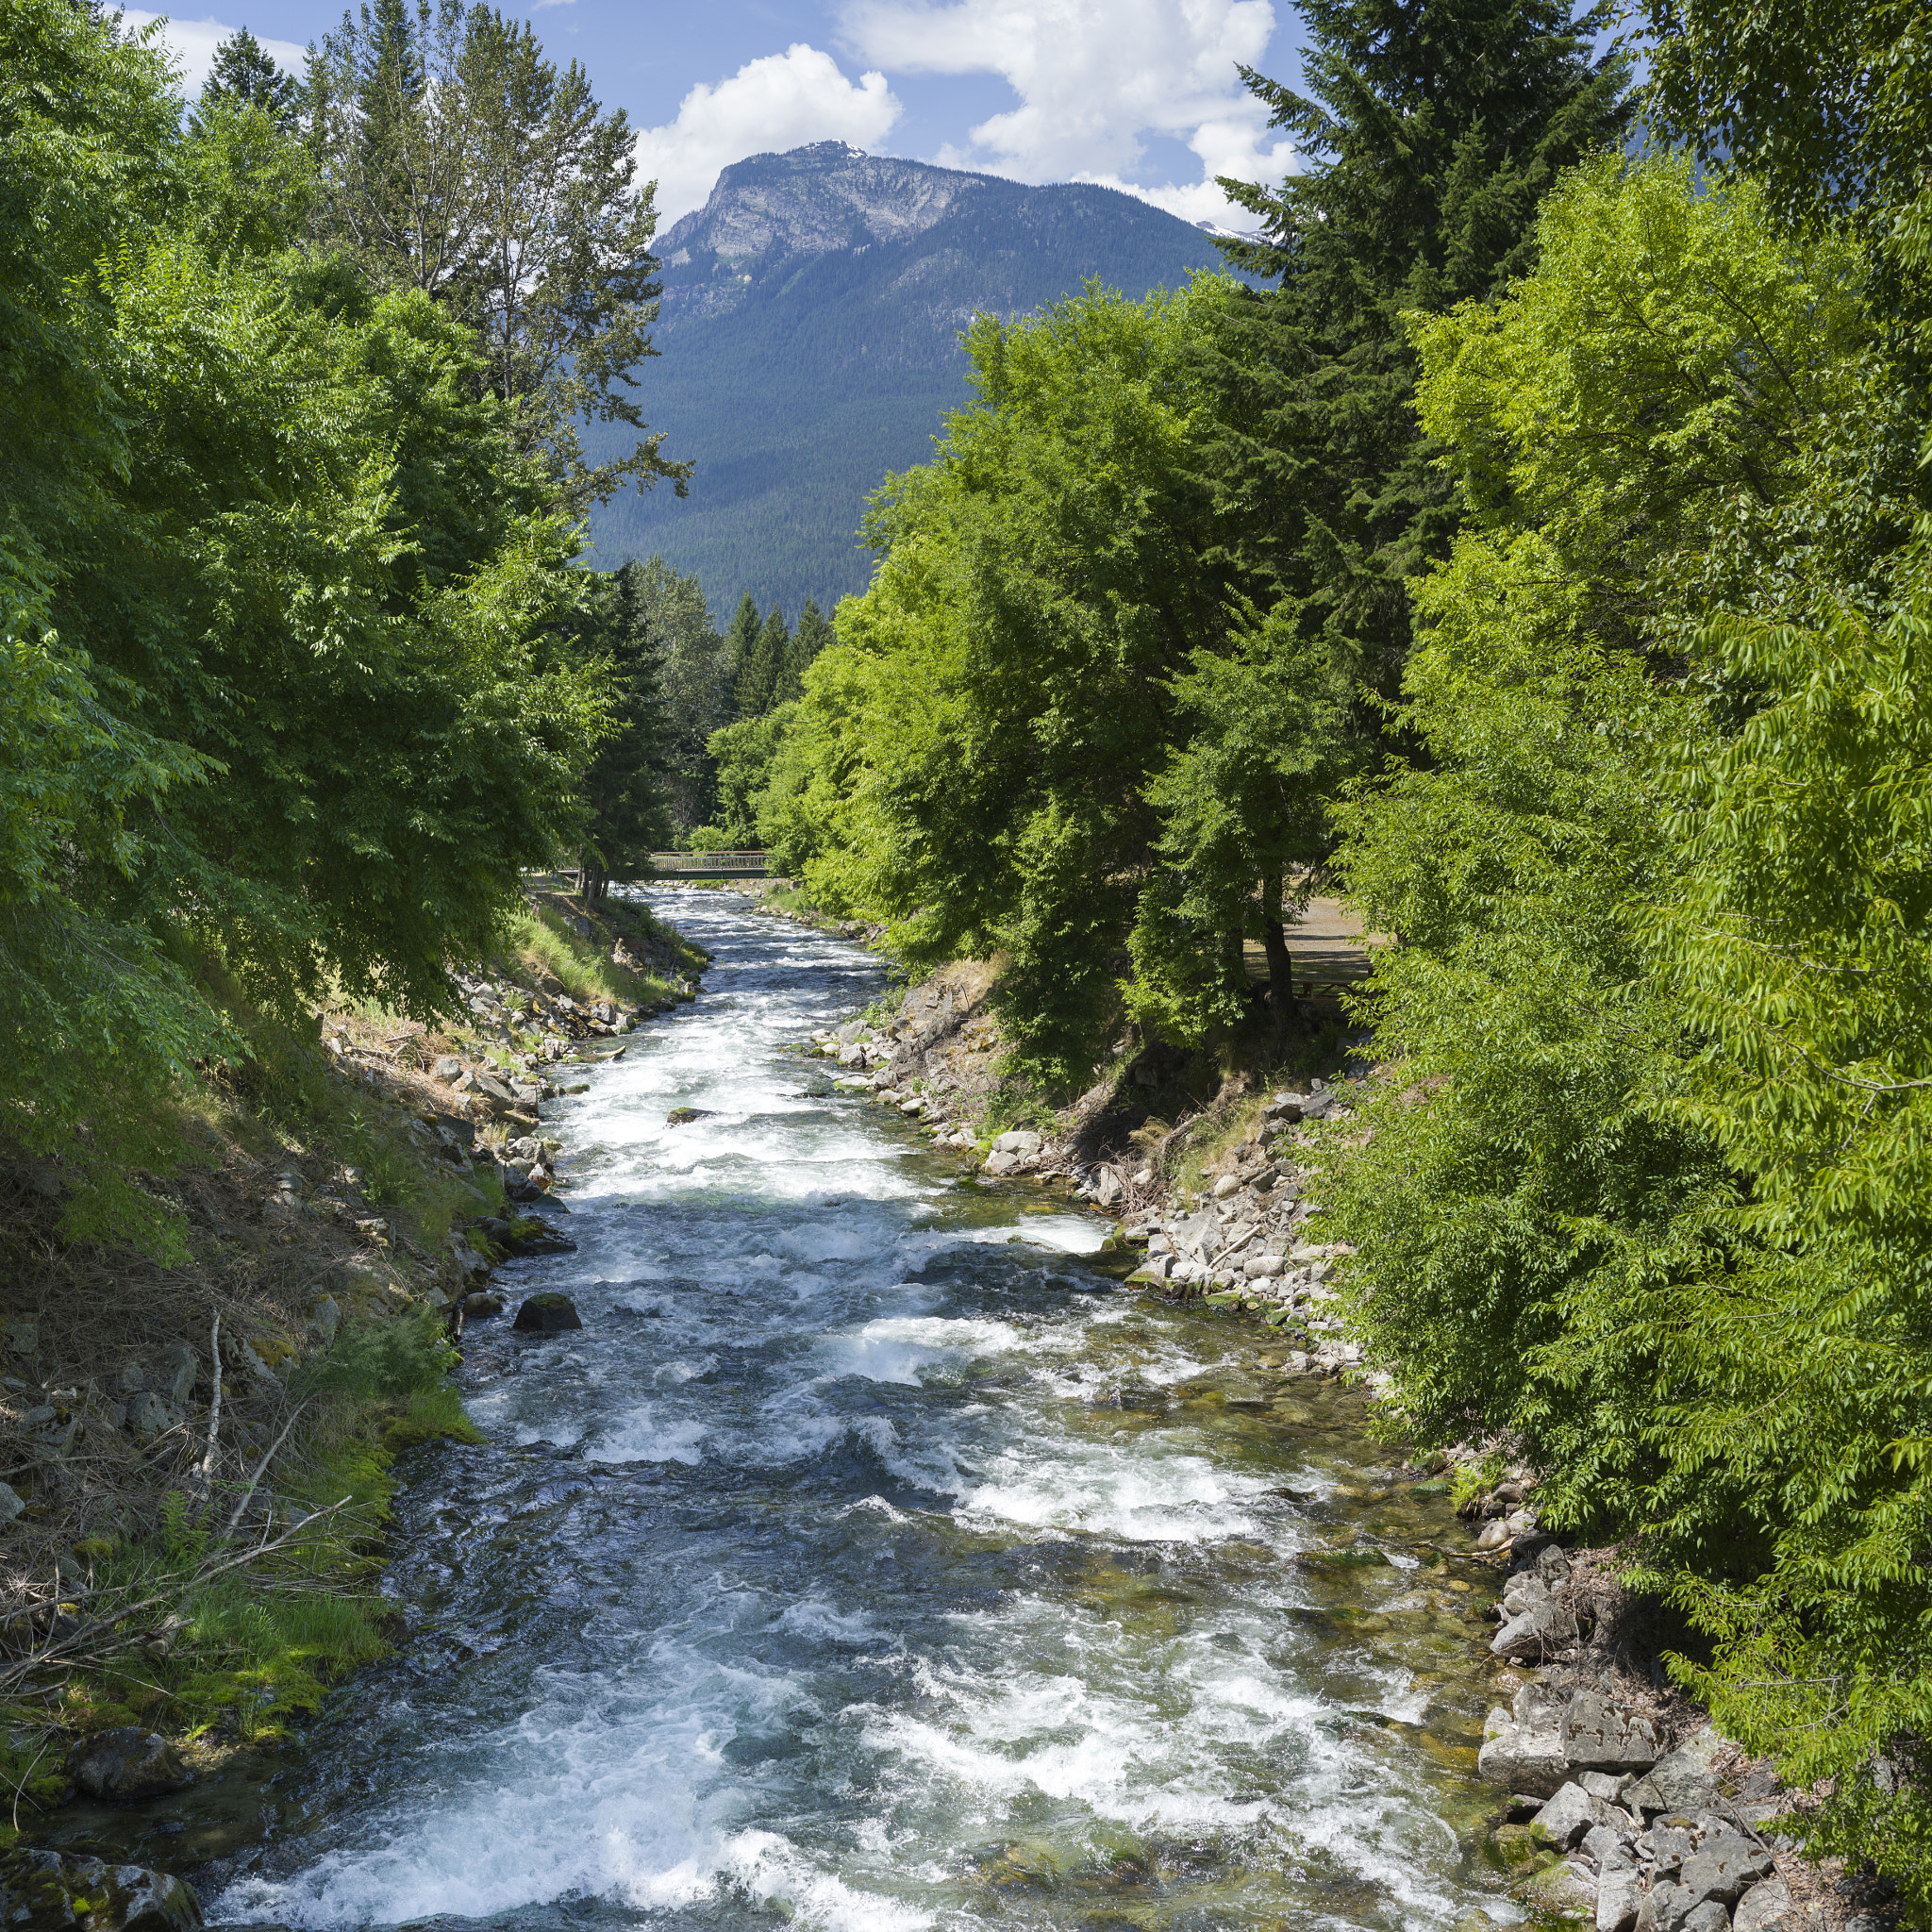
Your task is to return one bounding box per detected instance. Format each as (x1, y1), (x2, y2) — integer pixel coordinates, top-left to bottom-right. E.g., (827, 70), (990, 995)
(1207, 0), (1632, 698)
(726, 598), (784, 722)
(196, 26), (298, 129)
(574, 559), (674, 898)
(722, 592), (760, 718)
(778, 598), (834, 701)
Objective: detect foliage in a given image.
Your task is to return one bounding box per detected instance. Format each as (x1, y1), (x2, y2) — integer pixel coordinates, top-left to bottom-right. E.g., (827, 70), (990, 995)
(303, 0), (688, 510)
(708, 704), (797, 848)
(1318, 151), (1932, 1897)
(1206, 0), (1632, 701)
(771, 281), (1240, 1083)
(195, 26), (299, 131)
(734, 604), (791, 720)
(568, 560), (675, 896)
(0, 0), (607, 1249)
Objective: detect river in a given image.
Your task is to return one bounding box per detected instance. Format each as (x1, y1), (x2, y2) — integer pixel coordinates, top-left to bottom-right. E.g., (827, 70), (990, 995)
(138, 894), (1517, 1929)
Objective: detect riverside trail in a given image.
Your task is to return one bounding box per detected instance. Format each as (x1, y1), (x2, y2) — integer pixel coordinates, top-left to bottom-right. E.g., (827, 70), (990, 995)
(116, 893), (1517, 1929)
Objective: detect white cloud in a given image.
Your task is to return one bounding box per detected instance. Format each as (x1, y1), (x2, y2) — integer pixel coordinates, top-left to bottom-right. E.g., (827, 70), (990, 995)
(841, 0), (1295, 228)
(119, 11), (308, 97)
(635, 43), (904, 229)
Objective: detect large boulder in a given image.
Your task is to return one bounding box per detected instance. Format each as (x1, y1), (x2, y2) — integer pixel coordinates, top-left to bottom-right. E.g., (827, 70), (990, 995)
(991, 1128), (1043, 1156)
(1562, 1691), (1663, 1774)
(72, 1728), (194, 1801)
(513, 1292), (582, 1334)
(0, 1848), (200, 1930)
(1625, 1727), (1724, 1815)
(1477, 1685), (1572, 1798)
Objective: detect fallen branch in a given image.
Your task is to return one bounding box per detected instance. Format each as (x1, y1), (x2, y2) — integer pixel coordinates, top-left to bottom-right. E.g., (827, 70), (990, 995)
(189, 1310), (222, 1515)
(0, 1496), (355, 1691)
(222, 1399), (309, 1541)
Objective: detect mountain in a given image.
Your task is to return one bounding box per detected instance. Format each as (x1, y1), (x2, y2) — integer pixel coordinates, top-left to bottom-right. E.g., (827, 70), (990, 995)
(584, 143), (1237, 621)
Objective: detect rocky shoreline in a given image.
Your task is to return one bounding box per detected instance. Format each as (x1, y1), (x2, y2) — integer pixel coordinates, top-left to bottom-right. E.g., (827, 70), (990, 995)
(797, 968), (1890, 1931)
(0, 889), (708, 1931)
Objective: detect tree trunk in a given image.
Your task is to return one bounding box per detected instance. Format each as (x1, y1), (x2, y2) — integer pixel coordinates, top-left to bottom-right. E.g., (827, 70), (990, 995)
(1261, 874), (1293, 1036)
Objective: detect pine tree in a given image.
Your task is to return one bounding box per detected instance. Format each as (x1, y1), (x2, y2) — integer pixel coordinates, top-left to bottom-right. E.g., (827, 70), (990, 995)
(721, 592), (760, 718)
(1206, 0), (1632, 699)
(197, 26), (299, 129)
(777, 598), (834, 701)
(733, 606), (789, 719)
(575, 559), (674, 899)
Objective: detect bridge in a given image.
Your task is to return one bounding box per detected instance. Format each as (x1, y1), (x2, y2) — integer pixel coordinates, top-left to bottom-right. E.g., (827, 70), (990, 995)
(646, 850), (772, 880)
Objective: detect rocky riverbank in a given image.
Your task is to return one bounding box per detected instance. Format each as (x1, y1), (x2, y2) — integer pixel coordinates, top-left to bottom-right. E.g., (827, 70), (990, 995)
(0, 885), (708, 1929)
(795, 965), (1898, 1931)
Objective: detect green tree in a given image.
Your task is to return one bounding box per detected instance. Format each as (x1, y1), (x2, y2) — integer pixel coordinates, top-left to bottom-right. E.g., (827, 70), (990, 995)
(1207, 0), (1631, 702)
(721, 591), (760, 715)
(305, 0), (685, 509)
(734, 604), (789, 720)
(196, 25), (299, 129)
(776, 597), (832, 702)
(571, 560), (674, 899)
(773, 283), (1239, 1082)
(0, 0), (604, 1247)
(708, 705), (798, 849)
(1320, 154), (1932, 1893)
(633, 558), (730, 829)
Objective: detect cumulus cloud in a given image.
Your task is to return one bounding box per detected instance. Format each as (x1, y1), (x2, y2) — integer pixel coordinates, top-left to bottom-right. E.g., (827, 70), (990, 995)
(840, 0), (1296, 228)
(635, 43), (904, 229)
(118, 10), (308, 97)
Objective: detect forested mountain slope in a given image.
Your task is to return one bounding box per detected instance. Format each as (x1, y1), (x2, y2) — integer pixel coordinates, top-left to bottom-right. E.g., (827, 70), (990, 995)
(586, 143), (1232, 617)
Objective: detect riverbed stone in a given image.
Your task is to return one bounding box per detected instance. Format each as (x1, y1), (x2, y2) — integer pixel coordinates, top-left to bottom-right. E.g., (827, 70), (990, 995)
(991, 1129), (1043, 1156)
(1625, 1728), (1724, 1815)
(1532, 1781), (1614, 1849)
(1733, 1877), (1792, 1931)
(73, 1728), (195, 1801)
(1491, 1592), (1580, 1660)
(0, 1847), (202, 1930)
(1562, 1692), (1662, 1773)
(1478, 1704), (1571, 1798)
(160, 1343), (197, 1404)
(1680, 1827), (1774, 1903)
(1597, 1864), (1643, 1932)
(513, 1292), (582, 1334)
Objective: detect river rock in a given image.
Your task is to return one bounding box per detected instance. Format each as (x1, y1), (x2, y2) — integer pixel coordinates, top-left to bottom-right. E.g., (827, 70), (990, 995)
(160, 1343), (197, 1404)
(1598, 1862), (1644, 1932)
(1532, 1781), (1615, 1849)
(1625, 1727), (1724, 1814)
(513, 1292), (582, 1334)
(73, 1728), (195, 1801)
(461, 1291), (507, 1318)
(125, 1391), (181, 1441)
(0, 1847), (201, 1930)
(1680, 1826), (1774, 1902)
(991, 1129), (1042, 1156)
(666, 1108), (716, 1125)
(1733, 1877), (1792, 1931)
(1478, 1703), (1571, 1798)
(981, 1149), (1022, 1175)
(1562, 1691), (1662, 1773)
(1491, 1592), (1579, 1660)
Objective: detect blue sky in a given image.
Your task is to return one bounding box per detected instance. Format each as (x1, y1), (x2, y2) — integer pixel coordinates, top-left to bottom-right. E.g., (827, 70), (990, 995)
(123, 0), (1310, 229)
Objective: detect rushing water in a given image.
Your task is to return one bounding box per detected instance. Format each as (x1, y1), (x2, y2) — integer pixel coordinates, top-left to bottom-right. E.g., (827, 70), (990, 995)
(108, 894), (1518, 1929)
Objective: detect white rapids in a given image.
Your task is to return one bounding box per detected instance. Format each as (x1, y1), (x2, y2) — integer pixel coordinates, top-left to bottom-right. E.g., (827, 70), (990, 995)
(205, 890), (1516, 1932)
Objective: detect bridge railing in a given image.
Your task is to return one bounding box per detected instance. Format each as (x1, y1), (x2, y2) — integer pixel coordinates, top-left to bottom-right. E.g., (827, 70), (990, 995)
(646, 851), (771, 875)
